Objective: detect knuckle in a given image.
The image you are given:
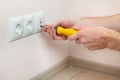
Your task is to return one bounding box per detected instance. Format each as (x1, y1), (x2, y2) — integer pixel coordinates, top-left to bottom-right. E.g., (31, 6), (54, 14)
(75, 39), (81, 44)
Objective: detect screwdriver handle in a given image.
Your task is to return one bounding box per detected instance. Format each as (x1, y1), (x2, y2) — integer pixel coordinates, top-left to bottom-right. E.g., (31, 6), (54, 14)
(54, 26), (78, 37)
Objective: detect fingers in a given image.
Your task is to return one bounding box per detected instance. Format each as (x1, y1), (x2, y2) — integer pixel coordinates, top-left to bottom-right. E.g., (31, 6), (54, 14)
(42, 24), (67, 40)
(49, 26), (55, 40)
(50, 26), (67, 40)
(42, 27), (47, 32)
(75, 38), (81, 44)
(89, 46), (105, 51)
(75, 38), (90, 44)
(68, 32), (80, 41)
(54, 28), (67, 40)
(83, 42), (105, 50)
(74, 36), (106, 50)
(42, 24), (55, 40)
(74, 37), (106, 50)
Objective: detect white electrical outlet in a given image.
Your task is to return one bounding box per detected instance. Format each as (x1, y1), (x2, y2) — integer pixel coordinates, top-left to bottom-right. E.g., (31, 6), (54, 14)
(8, 11), (45, 42)
(33, 12), (45, 33)
(23, 15), (34, 37)
(8, 17), (23, 42)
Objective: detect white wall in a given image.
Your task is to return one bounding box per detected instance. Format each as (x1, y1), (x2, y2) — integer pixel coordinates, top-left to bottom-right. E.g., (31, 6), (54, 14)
(69, 0), (120, 67)
(0, 0), (70, 80)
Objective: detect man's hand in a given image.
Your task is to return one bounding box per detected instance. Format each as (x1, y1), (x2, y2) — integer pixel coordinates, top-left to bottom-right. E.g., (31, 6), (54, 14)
(42, 19), (76, 40)
(68, 26), (120, 51)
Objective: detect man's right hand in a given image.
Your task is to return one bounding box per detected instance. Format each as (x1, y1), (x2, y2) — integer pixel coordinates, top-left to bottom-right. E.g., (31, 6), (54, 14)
(68, 26), (120, 51)
(42, 19), (76, 40)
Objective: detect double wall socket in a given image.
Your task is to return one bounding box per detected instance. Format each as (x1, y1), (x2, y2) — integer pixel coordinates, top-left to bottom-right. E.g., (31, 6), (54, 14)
(8, 12), (45, 42)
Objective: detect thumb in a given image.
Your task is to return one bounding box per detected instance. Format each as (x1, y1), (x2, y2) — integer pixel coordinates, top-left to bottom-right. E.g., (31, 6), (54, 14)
(68, 32), (80, 41)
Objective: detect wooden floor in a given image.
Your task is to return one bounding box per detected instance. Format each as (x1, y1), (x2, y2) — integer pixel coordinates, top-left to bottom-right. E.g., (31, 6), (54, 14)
(47, 67), (120, 80)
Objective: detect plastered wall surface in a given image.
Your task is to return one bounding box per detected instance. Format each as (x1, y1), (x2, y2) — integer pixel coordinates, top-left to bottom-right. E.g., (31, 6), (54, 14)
(0, 0), (70, 80)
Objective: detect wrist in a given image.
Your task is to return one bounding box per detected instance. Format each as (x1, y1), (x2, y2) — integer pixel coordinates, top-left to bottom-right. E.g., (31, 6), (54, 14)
(106, 29), (120, 51)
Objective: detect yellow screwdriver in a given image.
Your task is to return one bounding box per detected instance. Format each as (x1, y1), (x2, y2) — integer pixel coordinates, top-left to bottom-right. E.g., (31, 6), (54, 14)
(54, 26), (78, 37)
(41, 25), (78, 37)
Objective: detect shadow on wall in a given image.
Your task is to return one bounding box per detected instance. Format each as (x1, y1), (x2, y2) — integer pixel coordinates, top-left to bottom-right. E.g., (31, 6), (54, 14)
(38, 32), (58, 47)
(38, 31), (69, 49)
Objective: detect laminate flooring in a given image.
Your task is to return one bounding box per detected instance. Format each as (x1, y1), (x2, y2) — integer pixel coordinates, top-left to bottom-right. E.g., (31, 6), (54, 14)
(47, 67), (120, 80)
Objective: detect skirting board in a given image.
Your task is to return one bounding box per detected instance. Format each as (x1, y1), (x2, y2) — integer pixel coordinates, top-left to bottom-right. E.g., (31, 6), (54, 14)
(31, 56), (120, 80)
(31, 57), (70, 80)
(70, 56), (120, 76)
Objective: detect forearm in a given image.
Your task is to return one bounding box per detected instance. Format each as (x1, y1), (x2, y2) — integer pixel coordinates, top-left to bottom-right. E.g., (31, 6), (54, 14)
(80, 14), (120, 32)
